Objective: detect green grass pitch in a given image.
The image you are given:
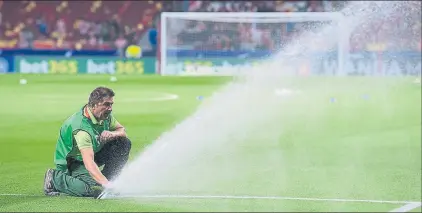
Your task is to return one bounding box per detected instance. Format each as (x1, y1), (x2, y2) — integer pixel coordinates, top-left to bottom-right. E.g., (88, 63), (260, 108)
(0, 74), (420, 212)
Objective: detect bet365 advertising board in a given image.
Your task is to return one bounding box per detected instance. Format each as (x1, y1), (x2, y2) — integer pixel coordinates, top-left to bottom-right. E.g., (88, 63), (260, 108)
(163, 50), (421, 76)
(13, 56), (156, 74)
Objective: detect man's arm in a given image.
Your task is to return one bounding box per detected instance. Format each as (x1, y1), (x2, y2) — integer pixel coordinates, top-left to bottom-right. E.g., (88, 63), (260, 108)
(75, 131), (109, 186)
(109, 115), (127, 138)
(80, 148), (109, 186)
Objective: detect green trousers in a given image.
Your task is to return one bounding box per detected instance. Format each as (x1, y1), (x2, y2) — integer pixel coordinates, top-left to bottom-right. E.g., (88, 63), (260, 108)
(52, 161), (101, 197)
(51, 137), (132, 197)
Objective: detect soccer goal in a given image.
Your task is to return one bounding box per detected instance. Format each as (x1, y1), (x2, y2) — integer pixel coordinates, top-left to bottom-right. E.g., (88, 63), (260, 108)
(159, 12), (349, 76)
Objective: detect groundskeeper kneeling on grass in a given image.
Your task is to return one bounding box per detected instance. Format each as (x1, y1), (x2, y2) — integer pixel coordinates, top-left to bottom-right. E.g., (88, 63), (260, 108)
(43, 87), (131, 197)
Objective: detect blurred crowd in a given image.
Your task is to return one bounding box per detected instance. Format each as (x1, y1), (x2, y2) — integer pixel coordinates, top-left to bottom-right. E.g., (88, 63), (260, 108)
(0, 0), (420, 52)
(0, 0), (161, 50)
(184, 0), (344, 12)
(171, 1), (421, 52)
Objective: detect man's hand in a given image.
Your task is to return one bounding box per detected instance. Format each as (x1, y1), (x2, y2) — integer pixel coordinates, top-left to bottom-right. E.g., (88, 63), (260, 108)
(102, 181), (115, 190)
(100, 131), (116, 144)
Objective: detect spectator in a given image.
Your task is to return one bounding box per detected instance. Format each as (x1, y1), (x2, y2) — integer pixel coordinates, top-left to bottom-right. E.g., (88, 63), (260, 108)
(100, 21), (111, 42)
(90, 21), (102, 44)
(18, 26), (34, 48)
(307, 1), (325, 12)
(77, 19), (91, 39)
(257, 1), (274, 12)
(148, 25), (157, 51)
(188, 0), (202, 11)
(114, 33), (127, 57)
(55, 18), (66, 39)
(110, 15), (122, 41)
(123, 26), (137, 45)
(88, 33), (97, 46)
(36, 16), (49, 38)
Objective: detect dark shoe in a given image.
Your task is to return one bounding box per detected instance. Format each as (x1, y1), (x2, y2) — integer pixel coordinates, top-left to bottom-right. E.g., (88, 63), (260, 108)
(95, 190), (108, 199)
(91, 185), (104, 199)
(43, 169), (59, 196)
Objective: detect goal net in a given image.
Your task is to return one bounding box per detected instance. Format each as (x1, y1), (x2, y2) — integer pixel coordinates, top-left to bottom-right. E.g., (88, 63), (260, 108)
(159, 12), (349, 76)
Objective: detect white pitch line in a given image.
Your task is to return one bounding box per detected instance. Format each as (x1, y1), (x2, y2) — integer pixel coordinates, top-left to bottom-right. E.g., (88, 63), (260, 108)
(37, 92), (180, 103)
(105, 194), (416, 204)
(0, 193), (41, 197)
(120, 92), (179, 102)
(389, 202), (422, 212)
(0, 193), (418, 206)
(143, 93), (179, 102)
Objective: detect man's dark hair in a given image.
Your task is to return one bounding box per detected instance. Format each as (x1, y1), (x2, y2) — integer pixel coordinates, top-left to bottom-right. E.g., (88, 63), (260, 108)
(88, 87), (115, 107)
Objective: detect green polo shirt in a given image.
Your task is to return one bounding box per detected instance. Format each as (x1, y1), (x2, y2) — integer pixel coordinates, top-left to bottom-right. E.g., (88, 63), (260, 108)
(75, 107), (118, 149)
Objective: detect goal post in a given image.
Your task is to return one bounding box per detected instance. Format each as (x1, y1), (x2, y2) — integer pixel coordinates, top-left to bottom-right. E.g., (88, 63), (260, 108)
(159, 12), (349, 76)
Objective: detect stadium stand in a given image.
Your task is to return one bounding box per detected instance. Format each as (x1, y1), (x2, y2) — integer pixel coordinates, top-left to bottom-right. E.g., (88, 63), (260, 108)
(0, 0), (420, 51)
